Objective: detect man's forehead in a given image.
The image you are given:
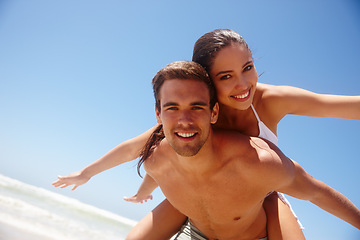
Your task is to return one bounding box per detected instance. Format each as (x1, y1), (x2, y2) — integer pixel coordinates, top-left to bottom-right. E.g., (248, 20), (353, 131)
(160, 78), (209, 93)
(159, 79), (210, 104)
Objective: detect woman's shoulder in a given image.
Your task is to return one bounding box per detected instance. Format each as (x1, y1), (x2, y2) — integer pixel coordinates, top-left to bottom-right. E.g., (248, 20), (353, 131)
(255, 83), (301, 109)
(255, 82), (274, 91)
(253, 83), (291, 127)
(257, 82), (307, 98)
(256, 83), (288, 97)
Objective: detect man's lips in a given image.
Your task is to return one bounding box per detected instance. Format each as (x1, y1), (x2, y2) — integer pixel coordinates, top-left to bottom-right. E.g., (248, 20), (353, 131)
(175, 131), (198, 141)
(176, 132), (196, 138)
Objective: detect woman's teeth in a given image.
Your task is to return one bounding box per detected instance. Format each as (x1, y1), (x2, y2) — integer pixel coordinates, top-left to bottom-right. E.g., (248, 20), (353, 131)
(233, 90), (249, 99)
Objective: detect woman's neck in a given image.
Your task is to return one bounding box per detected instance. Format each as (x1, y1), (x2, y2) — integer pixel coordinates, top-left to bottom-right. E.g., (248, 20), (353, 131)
(214, 103), (260, 137)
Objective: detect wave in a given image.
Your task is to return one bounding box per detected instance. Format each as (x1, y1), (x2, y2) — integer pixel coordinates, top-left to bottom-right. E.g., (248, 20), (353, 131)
(0, 174), (136, 240)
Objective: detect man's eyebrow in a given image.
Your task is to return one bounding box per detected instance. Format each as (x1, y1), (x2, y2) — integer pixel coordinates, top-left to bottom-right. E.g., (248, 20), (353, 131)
(215, 60), (253, 76)
(162, 101), (208, 108)
(191, 101), (208, 106)
(163, 102), (178, 108)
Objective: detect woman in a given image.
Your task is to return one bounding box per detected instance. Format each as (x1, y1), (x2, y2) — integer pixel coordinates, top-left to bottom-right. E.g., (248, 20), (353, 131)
(53, 29), (360, 239)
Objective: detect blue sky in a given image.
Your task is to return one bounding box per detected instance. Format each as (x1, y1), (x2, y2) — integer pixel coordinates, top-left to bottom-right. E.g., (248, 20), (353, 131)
(0, 0), (359, 239)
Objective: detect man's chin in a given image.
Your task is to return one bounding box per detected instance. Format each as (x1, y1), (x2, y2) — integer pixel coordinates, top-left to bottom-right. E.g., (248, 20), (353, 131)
(173, 147), (201, 157)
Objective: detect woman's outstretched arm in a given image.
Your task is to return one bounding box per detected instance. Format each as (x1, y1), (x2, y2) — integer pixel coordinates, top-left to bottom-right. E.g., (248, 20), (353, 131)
(260, 84), (360, 123)
(52, 124), (159, 190)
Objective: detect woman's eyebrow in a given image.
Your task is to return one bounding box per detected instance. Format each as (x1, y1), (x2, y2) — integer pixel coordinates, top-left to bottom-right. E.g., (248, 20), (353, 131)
(242, 60), (253, 68)
(215, 70), (231, 77)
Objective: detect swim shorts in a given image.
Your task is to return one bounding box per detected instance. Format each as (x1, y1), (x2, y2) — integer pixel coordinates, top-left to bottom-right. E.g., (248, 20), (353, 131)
(173, 219), (268, 240)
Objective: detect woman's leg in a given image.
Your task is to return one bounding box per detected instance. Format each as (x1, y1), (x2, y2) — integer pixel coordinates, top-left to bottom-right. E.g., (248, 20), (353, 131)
(263, 192), (305, 240)
(126, 198), (187, 240)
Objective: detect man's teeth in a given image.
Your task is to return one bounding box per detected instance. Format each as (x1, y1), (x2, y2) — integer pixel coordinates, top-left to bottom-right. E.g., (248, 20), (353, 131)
(177, 132), (195, 138)
(233, 91), (249, 99)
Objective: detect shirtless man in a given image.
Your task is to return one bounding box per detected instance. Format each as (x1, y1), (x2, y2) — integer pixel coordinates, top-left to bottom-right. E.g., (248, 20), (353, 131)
(127, 61), (360, 240)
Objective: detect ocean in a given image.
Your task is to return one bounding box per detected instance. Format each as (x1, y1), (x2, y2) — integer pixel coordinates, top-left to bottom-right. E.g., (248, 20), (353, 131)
(0, 174), (137, 240)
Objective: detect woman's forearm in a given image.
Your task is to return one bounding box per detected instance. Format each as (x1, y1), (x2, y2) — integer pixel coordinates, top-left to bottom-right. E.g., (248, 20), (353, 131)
(53, 125), (159, 190)
(81, 124), (159, 178)
(310, 181), (360, 229)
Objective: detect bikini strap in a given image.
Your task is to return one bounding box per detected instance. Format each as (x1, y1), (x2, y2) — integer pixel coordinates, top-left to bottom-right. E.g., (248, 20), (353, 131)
(250, 104), (261, 122)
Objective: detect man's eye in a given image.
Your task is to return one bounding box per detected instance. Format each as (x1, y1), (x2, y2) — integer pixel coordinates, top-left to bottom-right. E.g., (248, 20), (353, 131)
(192, 106), (204, 110)
(166, 107), (178, 111)
(219, 74), (231, 80)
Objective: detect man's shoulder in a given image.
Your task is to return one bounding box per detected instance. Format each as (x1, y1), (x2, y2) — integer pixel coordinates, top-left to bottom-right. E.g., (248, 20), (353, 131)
(213, 128), (248, 141)
(143, 139), (175, 177)
(213, 130), (279, 164)
(144, 140), (171, 164)
(213, 129), (294, 190)
(213, 129), (270, 150)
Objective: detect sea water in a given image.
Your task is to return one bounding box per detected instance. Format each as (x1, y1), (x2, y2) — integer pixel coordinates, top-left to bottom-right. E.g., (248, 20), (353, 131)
(0, 174), (136, 240)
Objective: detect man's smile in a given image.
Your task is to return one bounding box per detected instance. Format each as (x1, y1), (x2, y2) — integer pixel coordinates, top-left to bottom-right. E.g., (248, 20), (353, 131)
(176, 132), (197, 138)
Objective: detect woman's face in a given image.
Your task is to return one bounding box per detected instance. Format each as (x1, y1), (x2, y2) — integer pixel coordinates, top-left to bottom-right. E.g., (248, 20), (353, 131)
(209, 43), (258, 110)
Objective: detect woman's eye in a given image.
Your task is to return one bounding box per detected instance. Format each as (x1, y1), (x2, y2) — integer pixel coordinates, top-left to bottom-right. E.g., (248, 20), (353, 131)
(244, 65), (253, 71)
(219, 74), (231, 80)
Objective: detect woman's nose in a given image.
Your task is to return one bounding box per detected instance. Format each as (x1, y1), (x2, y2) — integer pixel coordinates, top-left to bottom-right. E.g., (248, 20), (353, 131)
(234, 76), (248, 90)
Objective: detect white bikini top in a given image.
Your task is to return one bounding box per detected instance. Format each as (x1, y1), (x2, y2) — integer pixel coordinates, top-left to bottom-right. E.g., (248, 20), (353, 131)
(250, 104), (278, 146)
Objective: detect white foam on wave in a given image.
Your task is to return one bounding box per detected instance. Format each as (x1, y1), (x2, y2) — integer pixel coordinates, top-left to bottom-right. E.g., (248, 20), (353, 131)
(0, 174), (137, 240)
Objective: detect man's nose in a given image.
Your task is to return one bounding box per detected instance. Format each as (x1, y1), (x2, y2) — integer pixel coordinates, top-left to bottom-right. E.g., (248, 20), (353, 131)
(178, 111), (193, 125)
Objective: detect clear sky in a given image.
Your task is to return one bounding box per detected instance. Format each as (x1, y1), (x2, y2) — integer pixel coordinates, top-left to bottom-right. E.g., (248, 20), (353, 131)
(0, 0), (359, 239)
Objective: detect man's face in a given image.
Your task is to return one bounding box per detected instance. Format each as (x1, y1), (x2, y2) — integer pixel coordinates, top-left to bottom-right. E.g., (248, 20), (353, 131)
(156, 79), (218, 157)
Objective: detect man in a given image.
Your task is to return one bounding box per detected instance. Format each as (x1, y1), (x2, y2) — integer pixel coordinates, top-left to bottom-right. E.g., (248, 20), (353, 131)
(128, 61), (360, 240)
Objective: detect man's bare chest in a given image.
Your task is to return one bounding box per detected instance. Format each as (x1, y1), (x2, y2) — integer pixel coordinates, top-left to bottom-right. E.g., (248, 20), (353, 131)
(157, 173), (265, 224)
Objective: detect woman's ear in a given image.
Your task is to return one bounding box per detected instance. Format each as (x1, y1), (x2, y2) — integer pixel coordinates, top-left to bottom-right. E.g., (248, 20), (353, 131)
(155, 105), (162, 124)
(211, 102), (219, 124)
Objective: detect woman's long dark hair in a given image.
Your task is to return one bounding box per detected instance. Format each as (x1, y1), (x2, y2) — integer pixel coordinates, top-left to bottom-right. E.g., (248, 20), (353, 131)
(193, 29), (251, 73)
(137, 124), (164, 177)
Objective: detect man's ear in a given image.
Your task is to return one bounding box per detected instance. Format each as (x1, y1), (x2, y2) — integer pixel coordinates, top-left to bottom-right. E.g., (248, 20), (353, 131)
(155, 105), (162, 124)
(211, 102), (219, 124)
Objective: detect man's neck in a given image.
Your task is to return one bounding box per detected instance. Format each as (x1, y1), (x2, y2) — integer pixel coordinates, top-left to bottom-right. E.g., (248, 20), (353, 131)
(173, 130), (218, 176)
